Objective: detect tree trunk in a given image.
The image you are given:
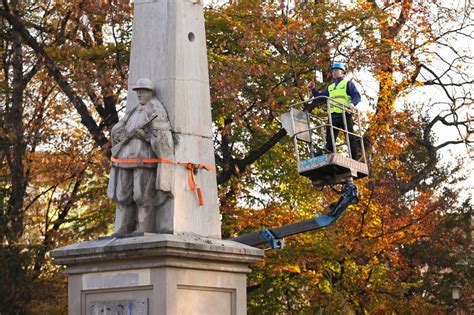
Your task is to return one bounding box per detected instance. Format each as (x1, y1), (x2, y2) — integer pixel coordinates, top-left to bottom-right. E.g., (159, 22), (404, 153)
(7, 20), (26, 243)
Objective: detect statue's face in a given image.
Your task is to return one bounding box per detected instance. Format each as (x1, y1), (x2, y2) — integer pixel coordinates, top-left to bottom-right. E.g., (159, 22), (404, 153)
(136, 89), (153, 105)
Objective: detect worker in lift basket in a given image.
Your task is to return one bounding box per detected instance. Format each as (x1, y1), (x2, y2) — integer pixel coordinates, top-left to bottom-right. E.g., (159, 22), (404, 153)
(308, 63), (361, 160)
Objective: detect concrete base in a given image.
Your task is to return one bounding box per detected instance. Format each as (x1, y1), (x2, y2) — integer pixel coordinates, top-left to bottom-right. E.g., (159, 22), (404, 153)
(51, 234), (263, 315)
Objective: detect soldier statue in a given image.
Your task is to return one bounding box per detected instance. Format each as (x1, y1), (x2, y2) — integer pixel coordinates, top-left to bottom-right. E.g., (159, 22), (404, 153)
(107, 78), (174, 234)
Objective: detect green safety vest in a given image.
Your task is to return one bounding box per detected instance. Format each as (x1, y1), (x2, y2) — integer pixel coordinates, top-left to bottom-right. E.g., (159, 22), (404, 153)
(328, 79), (352, 114)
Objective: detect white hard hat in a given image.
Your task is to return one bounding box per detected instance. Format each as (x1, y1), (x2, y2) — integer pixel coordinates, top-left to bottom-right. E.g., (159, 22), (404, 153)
(331, 62), (346, 73)
(133, 78), (154, 91)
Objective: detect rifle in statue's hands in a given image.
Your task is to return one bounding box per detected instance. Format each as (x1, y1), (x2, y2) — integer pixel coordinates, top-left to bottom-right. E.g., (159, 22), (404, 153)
(111, 114), (159, 157)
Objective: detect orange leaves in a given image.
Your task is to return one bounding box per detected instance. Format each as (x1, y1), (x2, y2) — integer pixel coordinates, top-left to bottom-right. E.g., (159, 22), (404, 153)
(28, 151), (85, 185)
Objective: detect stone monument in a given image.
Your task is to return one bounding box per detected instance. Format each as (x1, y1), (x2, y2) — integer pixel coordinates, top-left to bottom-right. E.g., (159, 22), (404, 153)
(107, 77), (174, 235)
(51, 1), (263, 314)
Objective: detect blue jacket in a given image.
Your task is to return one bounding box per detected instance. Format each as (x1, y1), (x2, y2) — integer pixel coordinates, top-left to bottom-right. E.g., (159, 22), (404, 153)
(311, 77), (361, 106)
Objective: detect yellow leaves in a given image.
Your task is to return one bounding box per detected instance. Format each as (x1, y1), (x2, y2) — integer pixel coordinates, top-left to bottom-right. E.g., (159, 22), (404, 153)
(372, 255), (379, 265)
(77, 46), (110, 61)
(273, 264), (301, 274)
(371, 216), (383, 227)
(318, 279), (333, 294)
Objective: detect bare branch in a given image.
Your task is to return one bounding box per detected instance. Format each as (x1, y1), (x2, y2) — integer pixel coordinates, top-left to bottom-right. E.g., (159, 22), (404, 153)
(0, 8), (109, 149)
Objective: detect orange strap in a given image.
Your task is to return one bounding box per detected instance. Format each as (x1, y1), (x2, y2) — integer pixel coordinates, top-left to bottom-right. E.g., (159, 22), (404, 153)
(111, 157), (215, 206)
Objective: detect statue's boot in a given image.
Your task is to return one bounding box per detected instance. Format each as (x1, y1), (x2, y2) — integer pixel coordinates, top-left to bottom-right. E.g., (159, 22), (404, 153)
(134, 205), (155, 234)
(114, 204), (137, 235)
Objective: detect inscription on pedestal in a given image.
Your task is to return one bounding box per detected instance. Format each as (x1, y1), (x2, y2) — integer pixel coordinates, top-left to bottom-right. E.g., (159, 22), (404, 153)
(83, 269), (151, 290)
(88, 298), (148, 315)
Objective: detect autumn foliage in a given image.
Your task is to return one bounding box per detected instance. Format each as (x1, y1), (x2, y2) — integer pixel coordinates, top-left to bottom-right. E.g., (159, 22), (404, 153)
(1, 0), (472, 314)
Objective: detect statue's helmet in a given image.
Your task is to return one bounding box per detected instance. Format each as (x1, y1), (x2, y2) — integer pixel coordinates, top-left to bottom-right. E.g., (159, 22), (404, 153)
(133, 78), (154, 91)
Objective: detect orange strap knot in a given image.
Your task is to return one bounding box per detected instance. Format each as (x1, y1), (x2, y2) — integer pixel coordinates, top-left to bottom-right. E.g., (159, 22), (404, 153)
(111, 157), (215, 206)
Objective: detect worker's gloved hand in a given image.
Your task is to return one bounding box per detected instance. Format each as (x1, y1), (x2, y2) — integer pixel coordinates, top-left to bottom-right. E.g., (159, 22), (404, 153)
(307, 80), (315, 89)
(349, 103), (356, 111)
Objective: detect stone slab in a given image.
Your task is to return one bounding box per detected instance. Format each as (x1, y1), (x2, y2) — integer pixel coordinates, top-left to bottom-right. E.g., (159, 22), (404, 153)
(177, 286), (233, 315)
(51, 234), (262, 269)
(52, 235), (263, 315)
(88, 298), (149, 315)
(167, 134), (220, 237)
(82, 268), (151, 290)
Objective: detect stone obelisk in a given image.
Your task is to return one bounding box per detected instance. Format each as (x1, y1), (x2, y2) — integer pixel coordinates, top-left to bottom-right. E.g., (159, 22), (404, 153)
(51, 1), (263, 314)
(123, 0), (220, 238)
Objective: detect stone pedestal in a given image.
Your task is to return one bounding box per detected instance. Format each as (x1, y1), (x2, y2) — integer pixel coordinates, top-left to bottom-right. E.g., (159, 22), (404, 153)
(51, 235), (263, 315)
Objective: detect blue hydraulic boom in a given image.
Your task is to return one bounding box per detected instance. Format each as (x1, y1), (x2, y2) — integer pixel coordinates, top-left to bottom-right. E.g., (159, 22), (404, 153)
(230, 181), (358, 249)
(230, 96), (368, 250)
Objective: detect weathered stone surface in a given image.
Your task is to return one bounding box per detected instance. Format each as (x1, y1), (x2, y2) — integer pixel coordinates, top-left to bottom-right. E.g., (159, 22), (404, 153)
(158, 134), (220, 237)
(51, 235), (264, 315)
(108, 82), (174, 235)
(127, 1), (213, 137)
(177, 287), (232, 315)
(82, 269), (151, 290)
(118, 0), (220, 238)
(51, 234), (262, 269)
(88, 298), (148, 315)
